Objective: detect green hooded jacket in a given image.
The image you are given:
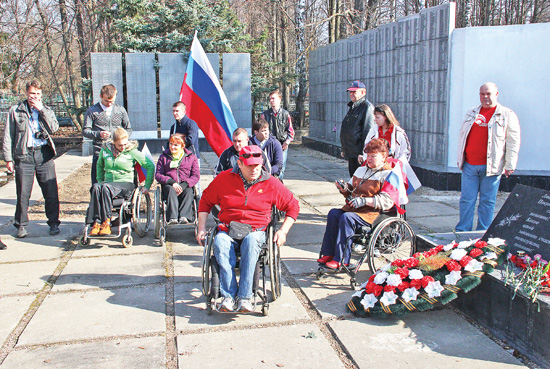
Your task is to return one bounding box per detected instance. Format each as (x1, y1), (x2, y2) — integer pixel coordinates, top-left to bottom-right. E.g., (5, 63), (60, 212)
(96, 140), (154, 189)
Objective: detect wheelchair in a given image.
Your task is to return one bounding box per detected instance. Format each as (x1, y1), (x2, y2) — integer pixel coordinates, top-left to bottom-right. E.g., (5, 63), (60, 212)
(153, 185), (200, 247)
(201, 207), (282, 316)
(316, 210), (415, 289)
(78, 185), (152, 248)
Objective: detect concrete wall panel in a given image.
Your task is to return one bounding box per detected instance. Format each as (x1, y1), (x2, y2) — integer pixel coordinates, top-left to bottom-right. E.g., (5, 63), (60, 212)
(224, 53), (251, 129)
(125, 53), (157, 134)
(91, 53), (123, 106)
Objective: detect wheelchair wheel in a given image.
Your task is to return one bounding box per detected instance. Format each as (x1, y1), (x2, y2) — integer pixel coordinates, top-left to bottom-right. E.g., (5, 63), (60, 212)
(268, 225), (282, 301)
(122, 233), (133, 248)
(78, 234), (90, 247)
(201, 229), (215, 296)
(154, 188), (162, 239)
(132, 188), (152, 238)
(367, 217), (415, 273)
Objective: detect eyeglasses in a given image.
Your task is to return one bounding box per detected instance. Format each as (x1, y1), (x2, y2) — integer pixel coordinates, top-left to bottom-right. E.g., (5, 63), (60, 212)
(240, 153), (262, 159)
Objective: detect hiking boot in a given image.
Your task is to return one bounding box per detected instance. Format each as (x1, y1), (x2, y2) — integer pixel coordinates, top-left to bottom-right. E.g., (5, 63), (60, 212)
(219, 297), (235, 312)
(98, 220), (111, 236)
(16, 226), (28, 239)
(89, 222), (101, 236)
(237, 298), (254, 313)
(49, 224), (60, 235)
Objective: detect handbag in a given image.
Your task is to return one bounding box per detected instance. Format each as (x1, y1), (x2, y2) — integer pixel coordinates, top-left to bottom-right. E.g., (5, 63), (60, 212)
(228, 221), (253, 240)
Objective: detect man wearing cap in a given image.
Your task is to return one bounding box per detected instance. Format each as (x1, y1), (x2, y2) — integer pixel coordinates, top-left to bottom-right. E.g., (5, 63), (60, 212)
(197, 145), (300, 313)
(340, 80), (375, 177)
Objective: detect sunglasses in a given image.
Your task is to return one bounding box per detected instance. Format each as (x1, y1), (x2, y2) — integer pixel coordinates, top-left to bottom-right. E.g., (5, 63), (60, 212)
(240, 153), (262, 159)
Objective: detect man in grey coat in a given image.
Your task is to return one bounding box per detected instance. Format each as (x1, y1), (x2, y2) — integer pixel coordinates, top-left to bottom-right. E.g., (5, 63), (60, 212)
(83, 84), (132, 184)
(3, 80), (61, 238)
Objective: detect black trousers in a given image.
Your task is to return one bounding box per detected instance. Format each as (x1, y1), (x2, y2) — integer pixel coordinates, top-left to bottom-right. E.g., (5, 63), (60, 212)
(162, 183), (194, 221)
(14, 146), (60, 228)
(86, 182), (135, 224)
(347, 157), (360, 177)
(91, 154), (99, 185)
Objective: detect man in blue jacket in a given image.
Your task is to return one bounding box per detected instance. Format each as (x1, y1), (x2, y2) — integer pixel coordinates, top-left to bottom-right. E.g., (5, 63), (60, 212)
(249, 118), (283, 177)
(170, 102), (199, 161)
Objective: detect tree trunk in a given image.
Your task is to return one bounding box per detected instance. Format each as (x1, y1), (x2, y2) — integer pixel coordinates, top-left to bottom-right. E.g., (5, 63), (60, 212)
(464, 0), (473, 26)
(295, 0), (307, 129)
(75, 0), (89, 79)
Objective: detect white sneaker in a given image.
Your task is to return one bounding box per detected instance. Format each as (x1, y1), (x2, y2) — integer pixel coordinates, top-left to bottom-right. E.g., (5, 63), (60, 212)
(237, 298), (254, 313)
(219, 297), (235, 312)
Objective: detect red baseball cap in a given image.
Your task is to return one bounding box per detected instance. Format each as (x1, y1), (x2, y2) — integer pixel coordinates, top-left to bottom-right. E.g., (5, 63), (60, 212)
(239, 145), (263, 166)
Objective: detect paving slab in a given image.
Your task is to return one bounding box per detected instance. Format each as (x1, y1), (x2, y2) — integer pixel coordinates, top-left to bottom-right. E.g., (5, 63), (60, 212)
(295, 274), (370, 319)
(1, 260), (59, 295)
(329, 309), (524, 368)
(284, 179), (335, 197)
(72, 234), (160, 258)
(409, 215), (460, 233)
(3, 336), (166, 369)
(174, 282), (310, 330)
(282, 243), (321, 275)
(0, 295), (36, 344)
(173, 252), (203, 283)
(285, 222), (326, 246)
(53, 253), (166, 291)
(16, 285), (166, 346)
(176, 324), (345, 369)
(301, 193), (344, 208)
(405, 201), (459, 217)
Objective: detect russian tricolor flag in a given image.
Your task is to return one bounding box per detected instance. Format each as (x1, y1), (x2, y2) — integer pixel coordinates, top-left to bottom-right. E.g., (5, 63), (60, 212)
(180, 32), (237, 156)
(135, 143), (155, 184)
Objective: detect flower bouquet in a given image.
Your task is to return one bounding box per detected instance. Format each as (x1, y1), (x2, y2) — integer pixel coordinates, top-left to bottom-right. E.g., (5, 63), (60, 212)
(347, 238), (508, 317)
(504, 252), (550, 304)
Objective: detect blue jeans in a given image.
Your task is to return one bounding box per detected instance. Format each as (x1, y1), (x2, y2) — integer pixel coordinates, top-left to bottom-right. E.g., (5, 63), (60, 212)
(320, 209), (369, 263)
(279, 147), (288, 180)
(213, 230), (266, 299)
(456, 163), (501, 232)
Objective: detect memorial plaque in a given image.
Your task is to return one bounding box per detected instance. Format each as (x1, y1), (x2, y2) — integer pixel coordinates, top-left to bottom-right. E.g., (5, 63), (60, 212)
(223, 53), (251, 130)
(483, 185), (550, 261)
(158, 53), (186, 133)
(90, 53), (123, 105)
(126, 53), (157, 134)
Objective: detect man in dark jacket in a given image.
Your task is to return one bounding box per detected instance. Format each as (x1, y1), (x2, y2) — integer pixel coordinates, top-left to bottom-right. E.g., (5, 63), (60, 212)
(197, 145), (299, 313)
(169, 102), (199, 160)
(83, 84), (132, 184)
(215, 127), (249, 175)
(3, 80), (61, 238)
(249, 118), (283, 177)
(340, 80), (375, 176)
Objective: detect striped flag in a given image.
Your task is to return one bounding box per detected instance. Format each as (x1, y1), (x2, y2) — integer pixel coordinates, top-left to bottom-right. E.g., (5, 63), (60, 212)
(135, 143), (155, 183)
(180, 32), (237, 156)
(400, 158), (422, 195)
(382, 159), (408, 214)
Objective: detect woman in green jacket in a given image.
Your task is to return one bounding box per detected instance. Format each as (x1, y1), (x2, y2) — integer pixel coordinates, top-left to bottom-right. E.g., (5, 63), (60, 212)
(86, 128), (154, 236)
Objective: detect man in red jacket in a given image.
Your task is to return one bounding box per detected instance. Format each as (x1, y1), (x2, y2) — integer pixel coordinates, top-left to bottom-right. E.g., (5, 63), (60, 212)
(197, 145), (299, 313)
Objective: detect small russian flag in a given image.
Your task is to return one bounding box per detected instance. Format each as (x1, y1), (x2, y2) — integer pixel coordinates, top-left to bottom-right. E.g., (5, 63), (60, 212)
(135, 143), (155, 184)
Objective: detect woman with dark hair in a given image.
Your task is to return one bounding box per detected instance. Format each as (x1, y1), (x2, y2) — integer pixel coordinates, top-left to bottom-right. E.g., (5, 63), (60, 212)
(155, 133), (200, 224)
(359, 104), (411, 164)
(318, 138), (396, 269)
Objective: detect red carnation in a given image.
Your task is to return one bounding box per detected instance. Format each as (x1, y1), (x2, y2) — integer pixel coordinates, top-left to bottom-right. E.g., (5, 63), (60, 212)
(391, 259), (405, 267)
(460, 256), (473, 267)
(365, 282), (376, 294)
(410, 279), (422, 289)
(469, 248), (483, 258)
(446, 260), (461, 272)
(373, 285), (383, 297)
(404, 258), (419, 268)
(394, 267), (409, 279)
(530, 261), (538, 268)
(384, 285), (396, 293)
(368, 274), (376, 283)
(421, 276), (435, 288)
(397, 281), (410, 292)
(435, 245), (444, 252)
(474, 240), (488, 249)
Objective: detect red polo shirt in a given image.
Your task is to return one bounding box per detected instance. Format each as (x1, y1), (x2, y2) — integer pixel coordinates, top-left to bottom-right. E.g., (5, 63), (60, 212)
(464, 106), (496, 165)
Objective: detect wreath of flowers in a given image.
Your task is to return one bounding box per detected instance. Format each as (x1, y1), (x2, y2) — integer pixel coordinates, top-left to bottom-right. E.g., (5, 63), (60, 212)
(504, 252), (550, 304)
(347, 238), (508, 317)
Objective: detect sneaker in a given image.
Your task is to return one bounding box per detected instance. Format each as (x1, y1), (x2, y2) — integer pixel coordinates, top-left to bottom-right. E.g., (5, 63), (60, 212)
(219, 297), (235, 312)
(16, 226), (28, 239)
(98, 220), (111, 236)
(49, 224), (60, 235)
(89, 222), (101, 236)
(237, 298), (254, 313)
(0, 238), (6, 250)
(178, 217), (189, 224)
(167, 219), (178, 225)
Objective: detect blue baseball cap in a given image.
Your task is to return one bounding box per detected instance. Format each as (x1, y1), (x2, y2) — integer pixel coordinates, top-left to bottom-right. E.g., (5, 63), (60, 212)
(347, 80), (366, 91)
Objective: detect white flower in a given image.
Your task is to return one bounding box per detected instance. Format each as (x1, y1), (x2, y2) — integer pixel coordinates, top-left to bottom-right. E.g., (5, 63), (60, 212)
(488, 237), (506, 246)
(352, 290), (363, 298)
(374, 272), (389, 284)
(445, 271), (462, 285)
(450, 248), (468, 261)
(425, 281), (444, 298)
(443, 242), (457, 251)
(402, 287), (420, 302)
(408, 269), (424, 280)
(481, 252), (497, 260)
(386, 273), (402, 286)
(360, 293), (379, 309)
(457, 240), (475, 249)
(464, 259), (484, 272)
(359, 281), (368, 289)
(382, 263), (392, 272)
(380, 291), (398, 306)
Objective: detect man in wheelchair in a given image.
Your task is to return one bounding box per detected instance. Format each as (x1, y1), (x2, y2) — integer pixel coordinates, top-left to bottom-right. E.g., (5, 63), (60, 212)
(86, 128), (154, 235)
(196, 145), (299, 313)
(318, 138), (396, 269)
